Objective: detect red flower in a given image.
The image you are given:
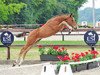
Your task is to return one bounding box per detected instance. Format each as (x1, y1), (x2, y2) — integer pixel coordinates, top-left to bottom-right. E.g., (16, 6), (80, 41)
(75, 53), (80, 59)
(53, 46), (59, 50)
(57, 49), (62, 52)
(81, 52), (85, 57)
(57, 56), (63, 60)
(90, 50), (99, 55)
(57, 55), (70, 61)
(88, 50), (91, 52)
(63, 55), (70, 61)
(85, 52), (88, 55)
(72, 53), (74, 55)
(61, 47), (65, 50)
(93, 54), (97, 58)
(71, 53), (80, 62)
(94, 50), (99, 55)
(72, 56), (78, 62)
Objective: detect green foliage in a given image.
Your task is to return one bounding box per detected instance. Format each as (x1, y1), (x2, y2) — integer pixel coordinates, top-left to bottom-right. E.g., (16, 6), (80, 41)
(8, 3), (26, 14)
(0, 0), (9, 22)
(38, 47), (45, 55)
(0, 0), (87, 24)
(0, 0), (26, 24)
(38, 45), (68, 56)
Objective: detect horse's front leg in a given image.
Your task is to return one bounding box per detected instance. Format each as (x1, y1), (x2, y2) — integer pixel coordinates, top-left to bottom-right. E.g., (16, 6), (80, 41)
(59, 21), (73, 34)
(60, 21), (73, 30)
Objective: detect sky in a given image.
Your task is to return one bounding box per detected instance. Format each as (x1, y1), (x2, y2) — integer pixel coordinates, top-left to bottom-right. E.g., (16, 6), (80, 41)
(79, 0), (100, 10)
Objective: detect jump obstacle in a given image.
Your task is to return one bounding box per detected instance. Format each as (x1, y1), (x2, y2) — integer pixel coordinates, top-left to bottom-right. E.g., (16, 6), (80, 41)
(41, 57), (100, 75)
(0, 57), (100, 75)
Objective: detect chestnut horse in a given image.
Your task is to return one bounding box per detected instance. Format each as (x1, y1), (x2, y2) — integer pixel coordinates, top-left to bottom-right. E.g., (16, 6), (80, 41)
(13, 14), (77, 66)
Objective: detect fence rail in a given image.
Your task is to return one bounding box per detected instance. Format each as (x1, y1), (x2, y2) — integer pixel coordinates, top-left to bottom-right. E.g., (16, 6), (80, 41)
(0, 28), (100, 41)
(0, 24), (41, 29)
(0, 28), (100, 32)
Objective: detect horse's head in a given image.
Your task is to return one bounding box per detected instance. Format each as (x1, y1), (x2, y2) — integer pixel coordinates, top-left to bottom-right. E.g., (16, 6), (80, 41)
(65, 14), (77, 30)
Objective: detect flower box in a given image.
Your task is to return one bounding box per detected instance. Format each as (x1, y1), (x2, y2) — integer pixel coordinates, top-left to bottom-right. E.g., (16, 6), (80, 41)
(76, 63), (87, 72)
(40, 54), (59, 61)
(38, 45), (68, 61)
(87, 61), (99, 69)
(71, 65), (77, 73)
(98, 61), (100, 66)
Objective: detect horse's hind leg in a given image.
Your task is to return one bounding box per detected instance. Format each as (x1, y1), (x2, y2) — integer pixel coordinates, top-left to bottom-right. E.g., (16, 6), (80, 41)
(13, 30), (40, 66)
(18, 45), (33, 66)
(16, 39), (41, 66)
(22, 39), (41, 60)
(12, 44), (33, 66)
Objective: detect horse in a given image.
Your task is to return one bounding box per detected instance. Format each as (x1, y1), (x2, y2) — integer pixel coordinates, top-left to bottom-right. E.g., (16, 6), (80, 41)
(13, 14), (77, 66)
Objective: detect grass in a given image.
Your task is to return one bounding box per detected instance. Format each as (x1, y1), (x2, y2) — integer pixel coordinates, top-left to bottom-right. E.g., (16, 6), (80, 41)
(0, 40), (100, 45)
(0, 46), (40, 60)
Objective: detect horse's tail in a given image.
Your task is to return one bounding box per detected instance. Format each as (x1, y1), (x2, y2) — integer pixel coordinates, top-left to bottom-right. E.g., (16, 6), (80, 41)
(16, 32), (27, 37)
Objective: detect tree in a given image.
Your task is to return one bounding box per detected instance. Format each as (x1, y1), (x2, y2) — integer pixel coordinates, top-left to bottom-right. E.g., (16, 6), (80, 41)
(61, 0), (88, 21)
(0, 0), (26, 24)
(0, 0), (87, 24)
(22, 0), (88, 24)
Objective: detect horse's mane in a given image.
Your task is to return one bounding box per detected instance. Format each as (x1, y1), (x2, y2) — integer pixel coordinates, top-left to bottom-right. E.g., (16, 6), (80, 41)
(51, 14), (70, 19)
(46, 14), (70, 22)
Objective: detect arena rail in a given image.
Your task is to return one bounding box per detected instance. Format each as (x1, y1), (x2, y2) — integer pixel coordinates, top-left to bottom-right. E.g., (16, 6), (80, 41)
(0, 28), (100, 32)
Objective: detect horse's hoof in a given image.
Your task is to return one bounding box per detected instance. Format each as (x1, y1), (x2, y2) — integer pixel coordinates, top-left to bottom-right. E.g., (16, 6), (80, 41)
(12, 64), (16, 67)
(18, 65), (20, 67)
(68, 31), (71, 34)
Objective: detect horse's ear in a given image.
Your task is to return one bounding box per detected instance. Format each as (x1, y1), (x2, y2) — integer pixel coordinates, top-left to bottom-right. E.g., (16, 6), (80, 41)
(70, 13), (73, 17)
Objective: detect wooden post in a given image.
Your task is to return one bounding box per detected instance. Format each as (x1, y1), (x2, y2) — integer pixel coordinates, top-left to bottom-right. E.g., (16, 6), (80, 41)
(62, 34), (64, 41)
(7, 46), (10, 60)
(91, 46), (95, 51)
(24, 36), (26, 41)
